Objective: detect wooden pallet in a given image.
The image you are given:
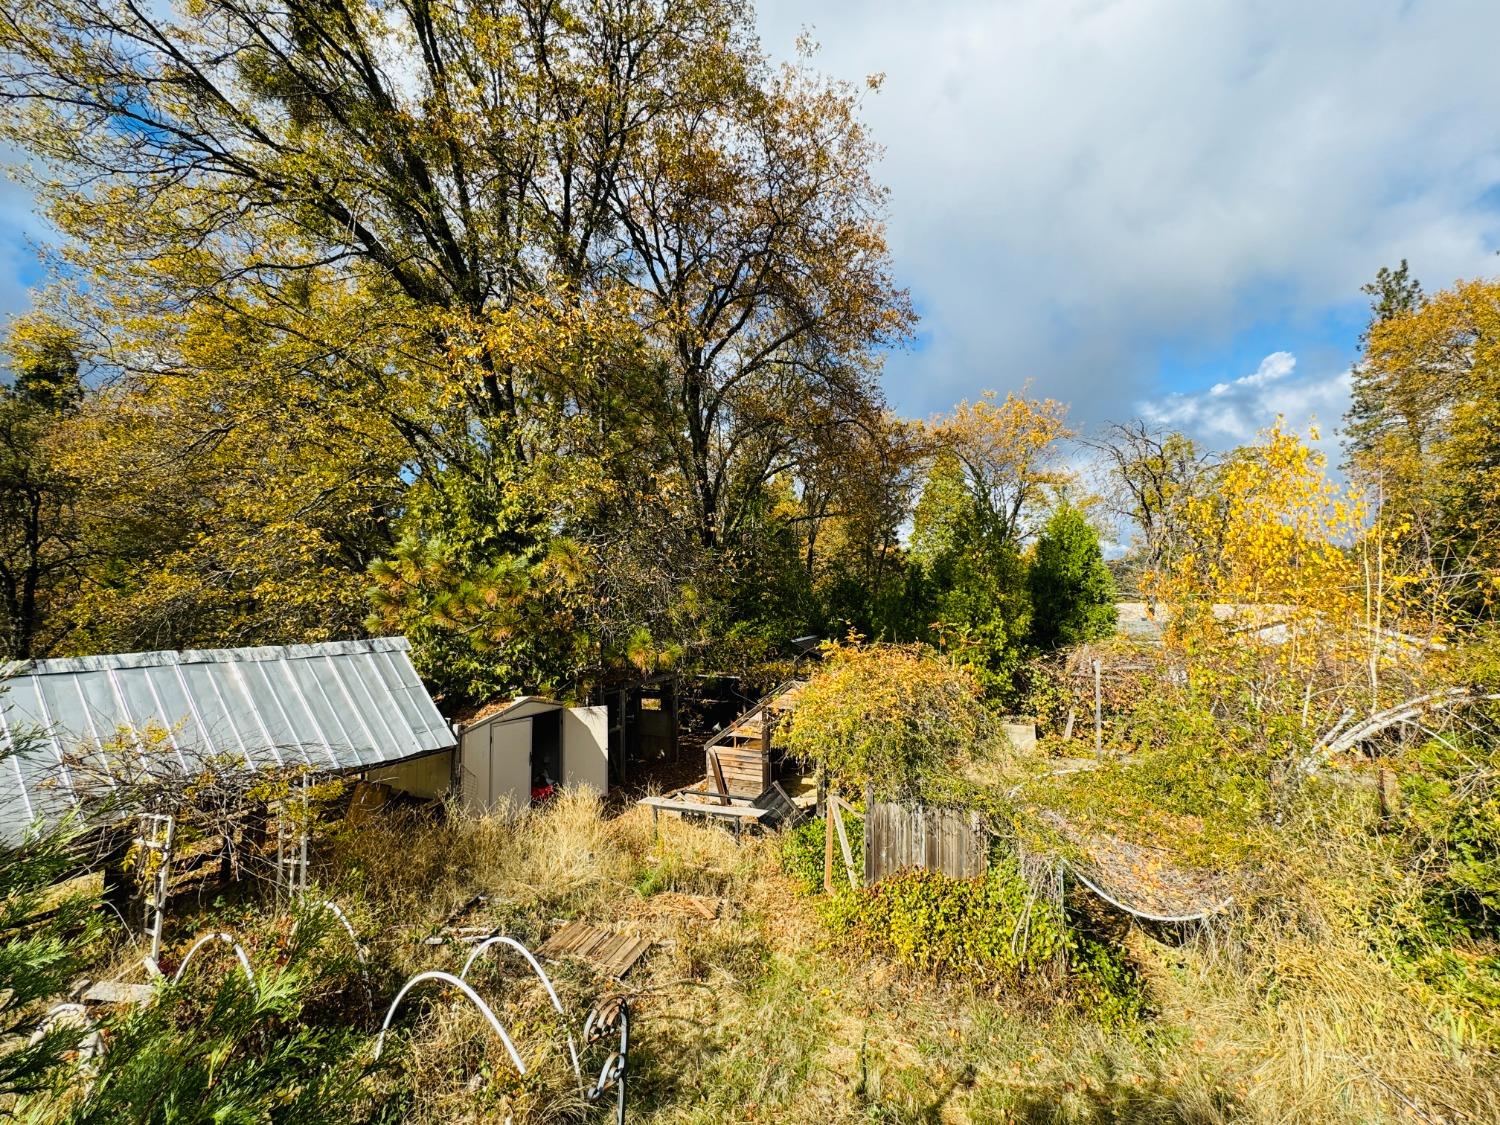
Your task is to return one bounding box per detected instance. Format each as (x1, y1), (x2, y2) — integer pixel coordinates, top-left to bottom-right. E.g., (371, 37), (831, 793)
(538, 920), (652, 978)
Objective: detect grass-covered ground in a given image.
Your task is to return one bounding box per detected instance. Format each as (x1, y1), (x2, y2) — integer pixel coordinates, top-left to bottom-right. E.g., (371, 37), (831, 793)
(15, 773), (1496, 1124)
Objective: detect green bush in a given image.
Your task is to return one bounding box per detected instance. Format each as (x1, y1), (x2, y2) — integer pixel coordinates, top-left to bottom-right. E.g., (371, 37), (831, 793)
(779, 813), (865, 895)
(1067, 931), (1149, 1027)
(824, 859), (1065, 981)
(780, 817), (829, 894)
(25, 911), (384, 1124)
(1400, 736), (1500, 937)
(819, 858), (1148, 1025)
(782, 641), (999, 799)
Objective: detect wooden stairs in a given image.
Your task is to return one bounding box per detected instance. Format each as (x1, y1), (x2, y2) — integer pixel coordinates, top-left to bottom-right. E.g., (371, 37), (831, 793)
(703, 679), (807, 798)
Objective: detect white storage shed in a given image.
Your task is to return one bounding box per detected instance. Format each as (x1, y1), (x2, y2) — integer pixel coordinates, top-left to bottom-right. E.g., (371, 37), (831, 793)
(458, 697), (608, 814)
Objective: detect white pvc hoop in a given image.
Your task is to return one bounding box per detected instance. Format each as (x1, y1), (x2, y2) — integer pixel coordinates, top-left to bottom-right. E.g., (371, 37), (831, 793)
(290, 899), (368, 963)
(1067, 863), (1233, 924)
(373, 971), (526, 1075)
(460, 934), (581, 1082)
(172, 932), (256, 988)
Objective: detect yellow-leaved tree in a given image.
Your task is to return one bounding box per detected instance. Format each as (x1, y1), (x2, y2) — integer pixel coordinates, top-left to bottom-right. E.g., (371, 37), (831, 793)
(1348, 275), (1500, 614)
(1150, 422), (1435, 725)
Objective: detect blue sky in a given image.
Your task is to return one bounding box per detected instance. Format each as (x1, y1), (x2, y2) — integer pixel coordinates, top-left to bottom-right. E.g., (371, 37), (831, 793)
(4, 0), (1500, 462)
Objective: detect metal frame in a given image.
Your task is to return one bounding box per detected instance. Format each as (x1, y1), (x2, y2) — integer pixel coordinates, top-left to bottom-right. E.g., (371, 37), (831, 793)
(583, 995), (630, 1125)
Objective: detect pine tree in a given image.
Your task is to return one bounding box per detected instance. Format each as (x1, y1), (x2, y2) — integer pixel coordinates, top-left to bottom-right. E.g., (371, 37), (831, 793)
(0, 744), (100, 1098)
(1029, 505), (1117, 649)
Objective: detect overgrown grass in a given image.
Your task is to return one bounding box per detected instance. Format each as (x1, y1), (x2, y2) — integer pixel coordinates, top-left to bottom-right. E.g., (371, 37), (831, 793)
(13, 783), (1498, 1123)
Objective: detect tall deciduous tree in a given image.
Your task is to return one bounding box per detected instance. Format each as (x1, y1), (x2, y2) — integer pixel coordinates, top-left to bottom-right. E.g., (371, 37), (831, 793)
(1087, 420), (1215, 603)
(1346, 276), (1500, 610)
(925, 389), (1073, 547)
(906, 392), (1074, 700)
(0, 0), (910, 686)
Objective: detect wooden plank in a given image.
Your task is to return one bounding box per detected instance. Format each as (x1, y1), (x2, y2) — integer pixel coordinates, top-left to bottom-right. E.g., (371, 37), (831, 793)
(708, 753), (731, 806)
(83, 981), (156, 1005)
(831, 798), (858, 888)
(637, 796), (770, 820)
(539, 922), (652, 978)
(823, 794), (835, 893)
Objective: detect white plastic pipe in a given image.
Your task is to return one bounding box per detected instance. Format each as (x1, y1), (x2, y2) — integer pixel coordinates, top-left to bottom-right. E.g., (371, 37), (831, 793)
(459, 934), (580, 1082)
(373, 970), (526, 1074)
(172, 932), (255, 988)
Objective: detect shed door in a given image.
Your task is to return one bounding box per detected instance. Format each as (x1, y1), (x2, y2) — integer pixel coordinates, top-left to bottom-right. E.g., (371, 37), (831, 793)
(488, 718), (533, 812)
(563, 706), (609, 793)
(461, 726), (491, 815)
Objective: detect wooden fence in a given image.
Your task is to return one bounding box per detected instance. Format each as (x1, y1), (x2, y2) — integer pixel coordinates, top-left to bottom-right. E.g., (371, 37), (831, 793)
(863, 801), (988, 884)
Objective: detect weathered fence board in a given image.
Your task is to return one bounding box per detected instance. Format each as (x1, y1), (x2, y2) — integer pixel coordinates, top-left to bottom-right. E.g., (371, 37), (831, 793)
(864, 801), (988, 884)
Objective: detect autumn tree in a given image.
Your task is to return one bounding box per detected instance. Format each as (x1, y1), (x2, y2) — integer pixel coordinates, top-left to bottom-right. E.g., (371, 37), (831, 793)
(781, 640), (998, 800)
(1029, 503), (1117, 649)
(1087, 420), (1215, 602)
(907, 392), (1074, 700)
(0, 0), (909, 691)
(1145, 422), (1407, 721)
(1345, 275), (1500, 612)
(926, 390), (1074, 545)
(46, 287), (410, 655)
(798, 412), (928, 639)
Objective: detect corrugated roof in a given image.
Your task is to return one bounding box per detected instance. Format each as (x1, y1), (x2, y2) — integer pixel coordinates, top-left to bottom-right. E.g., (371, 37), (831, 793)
(0, 637), (455, 840)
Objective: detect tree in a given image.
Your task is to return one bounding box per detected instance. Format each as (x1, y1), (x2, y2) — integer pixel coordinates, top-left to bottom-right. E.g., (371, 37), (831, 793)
(1086, 420), (1215, 602)
(925, 390), (1073, 546)
(907, 450), (1033, 700)
(1029, 504), (1117, 648)
(1360, 259), (1424, 332)
(1149, 423), (1394, 719)
(612, 53), (914, 552)
(908, 392), (1074, 701)
(0, 318), (84, 659)
(0, 0), (910, 684)
(1345, 276), (1500, 611)
(43, 287), (409, 655)
(799, 412), (927, 639)
(1346, 259), (1423, 486)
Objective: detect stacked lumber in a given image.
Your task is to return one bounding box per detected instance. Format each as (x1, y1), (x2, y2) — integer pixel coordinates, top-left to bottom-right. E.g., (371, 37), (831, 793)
(703, 679), (805, 797)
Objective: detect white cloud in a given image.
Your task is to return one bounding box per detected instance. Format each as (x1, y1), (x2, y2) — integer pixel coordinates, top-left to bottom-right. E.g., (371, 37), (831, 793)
(4, 0), (1500, 462)
(1208, 351), (1295, 397)
(756, 0), (1500, 433)
(1138, 351), (1352, 453)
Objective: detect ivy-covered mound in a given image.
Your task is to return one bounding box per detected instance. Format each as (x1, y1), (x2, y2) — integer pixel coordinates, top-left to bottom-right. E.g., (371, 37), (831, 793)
(783, 825), (1146, 1025)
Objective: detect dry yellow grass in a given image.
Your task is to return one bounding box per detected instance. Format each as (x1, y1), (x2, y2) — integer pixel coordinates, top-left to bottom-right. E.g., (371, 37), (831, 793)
(65, 786), (1495, 1123)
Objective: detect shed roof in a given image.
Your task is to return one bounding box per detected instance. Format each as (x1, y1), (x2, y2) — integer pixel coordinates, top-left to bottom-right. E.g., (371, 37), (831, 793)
(0, 637), (454, 840)
(453, 695), (563, 732)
